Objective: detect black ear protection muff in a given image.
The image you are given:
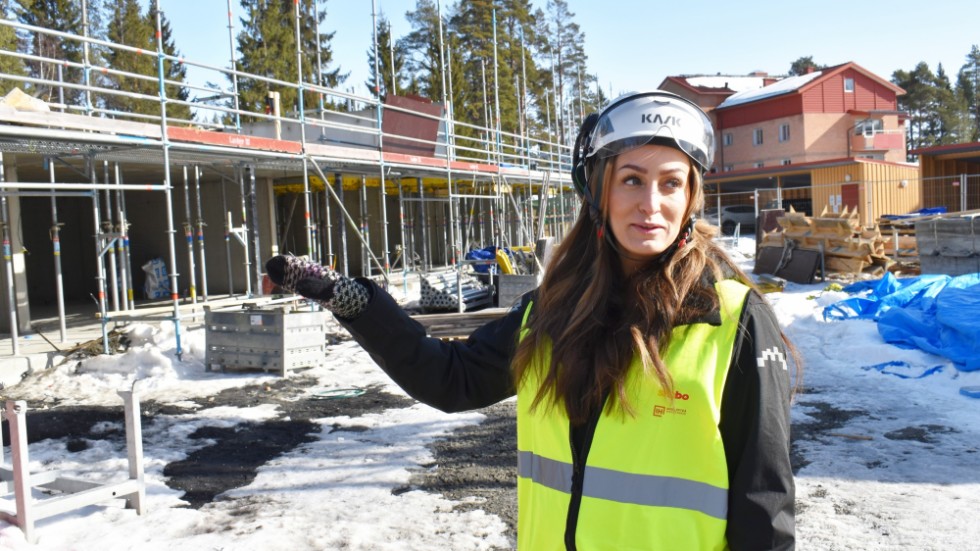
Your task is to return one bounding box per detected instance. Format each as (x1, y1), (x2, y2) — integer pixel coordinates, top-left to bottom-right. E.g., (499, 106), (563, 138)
(572, 112), (600, 197)
(572, 112), (603, 230)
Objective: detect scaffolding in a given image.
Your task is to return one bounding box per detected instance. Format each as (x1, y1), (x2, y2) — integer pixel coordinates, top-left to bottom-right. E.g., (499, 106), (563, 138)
(0, 2), (576, 356)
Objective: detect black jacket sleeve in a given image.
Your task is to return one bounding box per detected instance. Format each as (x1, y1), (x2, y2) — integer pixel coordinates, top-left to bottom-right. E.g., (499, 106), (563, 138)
(337, 278), (530, 413)
(719, 290), (796, 551)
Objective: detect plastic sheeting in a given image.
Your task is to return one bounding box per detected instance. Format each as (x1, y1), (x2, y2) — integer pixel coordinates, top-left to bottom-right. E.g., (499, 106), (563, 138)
(823, 272), (980, 372)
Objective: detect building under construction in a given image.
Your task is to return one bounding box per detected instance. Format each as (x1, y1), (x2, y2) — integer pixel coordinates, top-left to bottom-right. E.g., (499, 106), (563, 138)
(0, 4), (582, 362)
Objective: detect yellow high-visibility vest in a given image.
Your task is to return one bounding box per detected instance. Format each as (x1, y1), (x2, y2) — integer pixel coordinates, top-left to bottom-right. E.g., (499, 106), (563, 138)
(516, 279), (749, 550)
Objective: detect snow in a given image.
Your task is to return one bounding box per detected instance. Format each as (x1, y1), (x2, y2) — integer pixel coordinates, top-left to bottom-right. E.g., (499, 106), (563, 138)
(1, 237), (979, 550)
(717, 71), (825, 109)
(683, 76), (768, 93)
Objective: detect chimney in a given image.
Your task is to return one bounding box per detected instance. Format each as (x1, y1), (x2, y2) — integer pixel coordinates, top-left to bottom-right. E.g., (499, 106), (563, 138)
(806, 66), (816, 74)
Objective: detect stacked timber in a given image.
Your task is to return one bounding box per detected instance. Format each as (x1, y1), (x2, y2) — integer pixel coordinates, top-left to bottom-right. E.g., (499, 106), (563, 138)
(759, 206), (893, 276)
(878, 217), (919, 258)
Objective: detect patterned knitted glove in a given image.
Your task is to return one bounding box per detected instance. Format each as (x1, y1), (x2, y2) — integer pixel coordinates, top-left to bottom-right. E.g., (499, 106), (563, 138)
(265, 255), (370, 319)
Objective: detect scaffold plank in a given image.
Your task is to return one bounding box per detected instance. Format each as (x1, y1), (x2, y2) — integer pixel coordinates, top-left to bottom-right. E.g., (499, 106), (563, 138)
(167, 127), (302, 154)
(0, 107), (162, 139)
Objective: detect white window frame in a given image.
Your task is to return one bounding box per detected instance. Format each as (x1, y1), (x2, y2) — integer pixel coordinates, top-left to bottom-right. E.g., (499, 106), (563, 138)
(753, 161), (765, 169)
(723, 133), (733, 146)
(781, 159), (792, 166)
(724, 164), (734, 172)
(779, 124), (790, 142)
(753, 128), (763, 146)
(844, 77), (855, 93)
(855, 119), (883, 136)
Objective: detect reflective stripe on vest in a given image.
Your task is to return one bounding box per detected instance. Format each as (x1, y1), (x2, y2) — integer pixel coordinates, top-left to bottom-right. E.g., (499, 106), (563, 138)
(516, 279), (750, 551)
(517, 450), (729, 519)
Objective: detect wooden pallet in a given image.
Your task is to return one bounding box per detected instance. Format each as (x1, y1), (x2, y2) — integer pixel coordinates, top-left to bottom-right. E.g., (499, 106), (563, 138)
(764, 206), (900, 276)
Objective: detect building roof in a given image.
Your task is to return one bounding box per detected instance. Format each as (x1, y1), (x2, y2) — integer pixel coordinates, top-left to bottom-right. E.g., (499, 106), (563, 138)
(661, 75), (771, 95)
(717, 71), (823, 109)
(706, 156), (917, 182)
(910, 141), (980, 156)
(716, 62), (905, 110)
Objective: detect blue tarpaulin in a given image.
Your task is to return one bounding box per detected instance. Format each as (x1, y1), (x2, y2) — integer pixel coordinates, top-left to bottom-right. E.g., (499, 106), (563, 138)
(465, 246), (514, 273)
(823, 272), (980, 372)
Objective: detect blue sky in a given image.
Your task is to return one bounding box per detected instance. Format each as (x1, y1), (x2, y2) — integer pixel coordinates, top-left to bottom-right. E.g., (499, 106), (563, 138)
(156, 0), (978, 100)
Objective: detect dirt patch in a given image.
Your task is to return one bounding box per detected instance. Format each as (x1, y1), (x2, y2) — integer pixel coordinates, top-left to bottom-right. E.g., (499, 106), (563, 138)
(791, 399), (866, 473)
(164, 419), (319, 508)
(884, 424), (959, 444)
(406, 400), (518, 543)
(2, 378), (416, 510)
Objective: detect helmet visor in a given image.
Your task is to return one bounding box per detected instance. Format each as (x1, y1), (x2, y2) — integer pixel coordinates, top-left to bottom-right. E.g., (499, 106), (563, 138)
(585, 93), (715, 172)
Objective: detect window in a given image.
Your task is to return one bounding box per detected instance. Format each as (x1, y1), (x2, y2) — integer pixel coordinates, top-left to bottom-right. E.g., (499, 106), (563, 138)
(781, 159), (792, 166)
(844, 78), (855, 93)
(724, 165), (734, 172)
(723, 133), (733, 146)
(854, 119), (883, 136)
(753, 128), (763, 146)
(779, 124), (790, 142)
(753, 161), (765, 168)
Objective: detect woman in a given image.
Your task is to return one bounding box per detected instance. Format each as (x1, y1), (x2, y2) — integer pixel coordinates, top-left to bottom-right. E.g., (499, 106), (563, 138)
(267, 90), (797, 550)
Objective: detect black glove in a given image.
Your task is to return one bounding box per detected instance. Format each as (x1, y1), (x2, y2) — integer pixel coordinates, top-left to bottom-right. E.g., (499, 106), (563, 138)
(266, 255), (371, 319)
(265, 255), (338, 301)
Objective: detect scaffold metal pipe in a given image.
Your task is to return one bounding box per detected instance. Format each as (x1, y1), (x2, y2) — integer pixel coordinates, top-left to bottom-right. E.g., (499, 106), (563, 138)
(181, 166), (197, 305)
(0, 152), (19, 355)
(113, 163), (131, 311)
(221, 176), (234, 296)
(307, 160), (388, 286)
(238, 167), (251, 296)
(226, 0), (241, 132)
(154, 0), (183, 361)
(102, 161), (120, 312)
(88, 158), (109, 355)
(0, 182), (167, 191)
(194, 166), (209, 301)
(45, 160), (67, 342)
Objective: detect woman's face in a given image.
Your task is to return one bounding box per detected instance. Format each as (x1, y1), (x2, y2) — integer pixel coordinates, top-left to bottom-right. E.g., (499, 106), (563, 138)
(606, 144), (692, 272)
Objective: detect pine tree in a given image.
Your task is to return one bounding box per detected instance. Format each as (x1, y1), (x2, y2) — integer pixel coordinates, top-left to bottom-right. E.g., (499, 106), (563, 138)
(401, 0), (449, 102)
(452, 0), (515, 143)
(365, 14), (407, 99)
(933, 64), (968, 145)
(538, 0), (588, 146)
(893, 62), (938, 158)
(101, 2), (190, 122)
(235, 0), (346, 118)
(957, 45), (980, 142)
(0, 0), (27, 94)
(497, 0), (547, 147)
(103, 0), (155, 116)
(14, 0), (84, 103)
(788, 56), (823, 76)
(159, 10), (192, 122)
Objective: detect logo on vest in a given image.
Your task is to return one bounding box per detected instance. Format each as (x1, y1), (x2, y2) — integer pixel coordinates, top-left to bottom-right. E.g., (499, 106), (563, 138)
(653, 388), (690, 417)
(757, 347), (788, 371)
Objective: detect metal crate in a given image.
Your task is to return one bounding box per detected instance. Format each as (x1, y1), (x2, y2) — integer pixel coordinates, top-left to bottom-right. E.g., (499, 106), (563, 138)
(498, 274), (540, 308)
(205, 308), (328, 377)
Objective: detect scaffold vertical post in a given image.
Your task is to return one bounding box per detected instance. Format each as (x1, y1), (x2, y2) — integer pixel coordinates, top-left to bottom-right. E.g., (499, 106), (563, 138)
(194, 166), (209, 301)
(0, 153), (19, 355)
(154, 0), (183, 361)
(48, 158), (67, 342)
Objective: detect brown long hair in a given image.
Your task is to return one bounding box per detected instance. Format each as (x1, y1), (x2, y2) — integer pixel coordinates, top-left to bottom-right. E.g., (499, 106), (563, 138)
(511, 157), (769, 426)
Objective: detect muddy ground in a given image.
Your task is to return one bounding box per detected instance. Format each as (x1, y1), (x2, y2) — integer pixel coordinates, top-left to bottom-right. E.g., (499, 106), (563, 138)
(2, 373), (899, 547)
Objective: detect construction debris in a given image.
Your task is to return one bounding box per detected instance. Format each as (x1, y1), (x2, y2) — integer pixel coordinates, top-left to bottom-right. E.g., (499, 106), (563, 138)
(756, 205), (923, 282)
